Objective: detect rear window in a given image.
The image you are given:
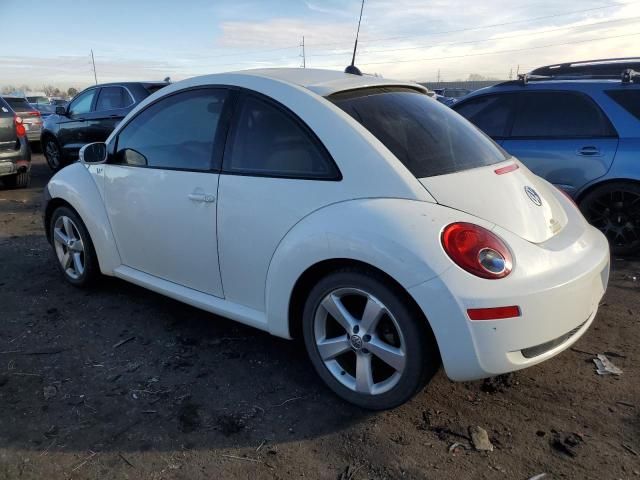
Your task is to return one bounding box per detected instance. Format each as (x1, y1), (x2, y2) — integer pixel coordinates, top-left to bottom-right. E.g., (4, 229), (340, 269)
(606, 89), (640, 121)
(330, 87), (508, 178)
(3, 97), (33, 113)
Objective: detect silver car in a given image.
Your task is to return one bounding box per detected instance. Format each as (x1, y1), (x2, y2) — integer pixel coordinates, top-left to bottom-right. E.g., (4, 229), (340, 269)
(2, 96), (42, 144)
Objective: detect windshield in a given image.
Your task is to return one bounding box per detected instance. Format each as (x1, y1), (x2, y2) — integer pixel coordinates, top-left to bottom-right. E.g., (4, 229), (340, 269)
(329, 87), (508, 178)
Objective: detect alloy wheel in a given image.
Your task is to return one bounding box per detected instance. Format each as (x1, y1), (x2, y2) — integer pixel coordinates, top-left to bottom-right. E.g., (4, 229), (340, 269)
(584, 189), (640, 251)
(53, 215), (85, 280)
(45, 140), (61, 170)
(313, 288), (407, 396)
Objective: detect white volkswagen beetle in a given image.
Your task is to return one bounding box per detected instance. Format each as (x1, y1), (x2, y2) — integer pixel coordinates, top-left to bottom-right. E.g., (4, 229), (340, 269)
(43, 69), (610, 409)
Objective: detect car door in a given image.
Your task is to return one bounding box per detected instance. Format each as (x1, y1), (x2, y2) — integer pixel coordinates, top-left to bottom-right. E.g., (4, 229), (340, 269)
(501, 91), (619, 195)
(86, 86), (134, 143)
(452, 93), (518, 146)
(57, 88), (97, 159)
(103, 87), (231, 297)
(216, 92), (342, 311)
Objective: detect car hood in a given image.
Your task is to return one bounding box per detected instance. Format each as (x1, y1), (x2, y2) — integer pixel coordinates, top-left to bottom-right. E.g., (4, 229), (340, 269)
(419, 159), (568, 244)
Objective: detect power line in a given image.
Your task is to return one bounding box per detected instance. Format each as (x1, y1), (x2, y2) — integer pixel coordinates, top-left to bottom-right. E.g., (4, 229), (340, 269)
(308, 15), (640, 58)
(304, 1), (637, 49)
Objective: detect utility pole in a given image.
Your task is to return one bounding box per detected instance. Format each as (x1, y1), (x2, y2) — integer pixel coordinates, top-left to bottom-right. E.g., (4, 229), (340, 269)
(509, 67), (513, 80)
(516, 64), (520, 77)
(436, 69), (441, 83)
(90, 49), (98, 85)
(300, 36), (306, 68)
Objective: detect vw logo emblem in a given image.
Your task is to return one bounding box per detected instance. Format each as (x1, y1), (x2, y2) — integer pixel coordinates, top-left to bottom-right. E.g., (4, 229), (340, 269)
(524, 186), (542, 206)
(350, 335), (363, 350)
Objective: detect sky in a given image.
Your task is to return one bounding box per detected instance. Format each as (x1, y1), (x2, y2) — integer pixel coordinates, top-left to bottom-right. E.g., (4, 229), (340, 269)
(0, 0), (639, 90)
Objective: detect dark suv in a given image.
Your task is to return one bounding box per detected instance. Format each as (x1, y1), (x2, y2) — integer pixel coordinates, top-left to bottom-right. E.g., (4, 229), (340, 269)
(453, 58), (640, 255)
(40, 81), (168, 171)
(0, 97), (31, 188)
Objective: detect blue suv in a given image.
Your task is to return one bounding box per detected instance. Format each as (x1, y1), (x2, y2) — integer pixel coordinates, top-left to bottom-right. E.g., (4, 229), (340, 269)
(453, 58), (640, 255)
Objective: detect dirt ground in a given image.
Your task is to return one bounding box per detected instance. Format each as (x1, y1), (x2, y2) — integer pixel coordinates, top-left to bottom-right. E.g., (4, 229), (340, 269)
(0, 155), (638, 480)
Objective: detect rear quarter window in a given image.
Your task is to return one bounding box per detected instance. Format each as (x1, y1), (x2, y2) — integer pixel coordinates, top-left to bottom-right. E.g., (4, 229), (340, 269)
(330, 87), (508, 178)
(606, 89), (640, 121)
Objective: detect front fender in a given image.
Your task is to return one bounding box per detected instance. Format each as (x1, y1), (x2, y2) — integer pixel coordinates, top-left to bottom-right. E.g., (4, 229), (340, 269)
(46, 163), (120, 275)
(265, 198), (493, 338)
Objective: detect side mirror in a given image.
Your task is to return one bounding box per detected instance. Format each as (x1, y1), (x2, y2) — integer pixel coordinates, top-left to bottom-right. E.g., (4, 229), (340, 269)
(55, 106), (67, 115)
(79, 142), (107, 165)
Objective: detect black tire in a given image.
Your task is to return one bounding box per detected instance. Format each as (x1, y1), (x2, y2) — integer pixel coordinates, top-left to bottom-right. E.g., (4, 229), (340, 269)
(49, 206), (100, 287)
(43, 136), (63, 172)
(579, 182), (640, 256)
(3, 171), (30, 189)
(302, 268), (440, 410)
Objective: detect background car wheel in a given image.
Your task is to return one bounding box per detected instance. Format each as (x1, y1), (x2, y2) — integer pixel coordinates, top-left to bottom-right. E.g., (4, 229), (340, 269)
(3, 171), (30, 189)
(44, 137), (63, 172)
(302, 268), (440, 410)
(579, 182), (640, 256)
(49, 206), (99, 287)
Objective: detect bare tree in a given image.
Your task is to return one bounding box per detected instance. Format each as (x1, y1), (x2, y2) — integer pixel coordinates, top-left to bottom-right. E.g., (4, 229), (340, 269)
(1, 85), (17, 95)
(67, 87), (78, 97)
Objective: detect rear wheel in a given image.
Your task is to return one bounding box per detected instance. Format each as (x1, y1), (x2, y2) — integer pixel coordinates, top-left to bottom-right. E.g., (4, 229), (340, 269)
(579, 182), (640, 256)
(302, 268), (440, 410)
(49, 206), (99, 287)
(3, 171), (30, 189)
(43, 137), (63, 171)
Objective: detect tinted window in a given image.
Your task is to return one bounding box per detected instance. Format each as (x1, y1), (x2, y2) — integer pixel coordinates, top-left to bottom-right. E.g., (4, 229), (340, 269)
(95, 87), (133, 111)
(511, 92), (615, 138)
(225, 95), (339, 179)
(3, 97), (32, 112)
(454, 94), (516, 137)
(68, 89), (96, 116)
(331, 87), (508, 178)
(606, 89), (640, 121)
(116, 88), (227, 171)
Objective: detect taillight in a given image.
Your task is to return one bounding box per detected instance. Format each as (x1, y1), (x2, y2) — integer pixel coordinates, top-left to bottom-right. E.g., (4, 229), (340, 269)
(14, 116), (26, 137)
(26, 111), (41, 117)
(441, 222), (513, 279)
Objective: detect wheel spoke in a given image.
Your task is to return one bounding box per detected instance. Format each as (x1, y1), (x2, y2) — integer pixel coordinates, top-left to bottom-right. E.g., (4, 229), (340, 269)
(367, 337), (406, 372)
(53, 228), (69, 245)
(69, 239), (84, 252)
(321, 294), (357, 333)
(72, 253), (83, 275)
(360, 296), (385, 333)
(355, 353), (374, 394)
(62, 252), (72, 269)
(62, 217), (75, 239)
(317, 337), (351, 360)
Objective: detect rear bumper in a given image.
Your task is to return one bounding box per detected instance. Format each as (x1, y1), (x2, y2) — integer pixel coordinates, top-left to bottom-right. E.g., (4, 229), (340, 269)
(0, 138), (31, 177)
(410, 221), (610, 381)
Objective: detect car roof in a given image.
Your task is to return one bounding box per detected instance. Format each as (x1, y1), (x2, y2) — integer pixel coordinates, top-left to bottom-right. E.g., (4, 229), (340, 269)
(210, 68), (427, 97)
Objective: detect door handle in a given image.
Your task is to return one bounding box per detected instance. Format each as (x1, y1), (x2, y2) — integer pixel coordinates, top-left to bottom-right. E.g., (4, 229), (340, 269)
(188, 192), (216, 203)
(577, 146), (601, 156)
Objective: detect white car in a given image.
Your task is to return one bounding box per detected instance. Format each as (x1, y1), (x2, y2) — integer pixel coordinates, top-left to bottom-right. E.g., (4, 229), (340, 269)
(43, 69), (610, 410)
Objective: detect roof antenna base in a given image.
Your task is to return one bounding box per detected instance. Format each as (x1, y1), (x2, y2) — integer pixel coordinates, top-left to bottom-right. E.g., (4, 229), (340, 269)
(345, 64), (362, 76)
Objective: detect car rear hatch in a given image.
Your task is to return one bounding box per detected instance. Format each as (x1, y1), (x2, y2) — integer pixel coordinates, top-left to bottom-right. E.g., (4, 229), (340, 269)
(0, 99), (17, 152)
(419, 161), (568, 243)
(3, 97), (42, 128)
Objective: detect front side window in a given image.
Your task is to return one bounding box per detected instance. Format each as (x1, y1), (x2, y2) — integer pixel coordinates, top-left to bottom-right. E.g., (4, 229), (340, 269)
(331, 87), (508, 178)
(511, 92), (616, 138)
(225, 95), (339, 179)
(95, 86), (134, 111)
(68, 89), (96, 116)
(115, 88), (228, 171)
(454, 94), (517, 138)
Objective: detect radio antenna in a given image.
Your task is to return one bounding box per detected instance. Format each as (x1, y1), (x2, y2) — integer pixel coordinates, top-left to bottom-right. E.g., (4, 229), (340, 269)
(345, 0), (365, 75)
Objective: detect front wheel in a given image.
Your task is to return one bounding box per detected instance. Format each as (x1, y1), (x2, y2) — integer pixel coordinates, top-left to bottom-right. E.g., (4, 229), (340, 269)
(49, 206), (99, 287)
(579, 182), (640, 256)
(43, 137), (63, 172)
(302, 268), (440, 410)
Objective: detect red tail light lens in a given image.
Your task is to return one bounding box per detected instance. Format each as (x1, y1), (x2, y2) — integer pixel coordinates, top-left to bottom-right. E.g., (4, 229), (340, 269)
(14, 116), (26, 137)
(26, 111), (41, 117)
(441, 222), (513, 279)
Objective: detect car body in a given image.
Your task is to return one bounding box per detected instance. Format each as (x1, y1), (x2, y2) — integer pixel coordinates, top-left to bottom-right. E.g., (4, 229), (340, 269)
(31, 103), (57, 118)
(43, 69), (609, 409)
(452, 58), (640, 254)
(0, 96), (31, 188)
(40, 81), (168, 171)
(2, 96), (42, 144)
